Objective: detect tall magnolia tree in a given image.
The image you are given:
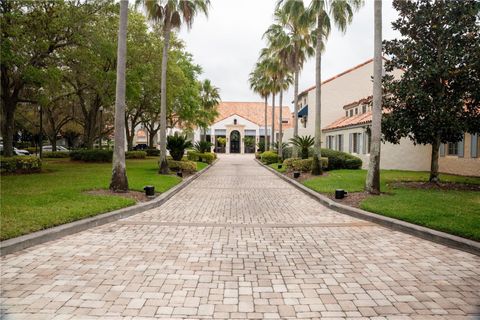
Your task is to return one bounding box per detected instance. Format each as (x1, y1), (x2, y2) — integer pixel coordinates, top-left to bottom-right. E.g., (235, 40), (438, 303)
(138, 0), (209, 174)
(273, 0), (314, 157)
(309, 0), (363, 175)
(382, 0), (480, 182)
(199, 79), (220, 141)
(365, 0), (382, 194)
(249, 61), (272, 151)
(110, 0), (129, 192)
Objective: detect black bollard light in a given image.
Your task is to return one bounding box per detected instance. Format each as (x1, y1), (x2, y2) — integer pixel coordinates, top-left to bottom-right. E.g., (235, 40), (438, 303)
(335, 189), (347, 199)
(144, 185), (155, 198)
(176, 171), (183, 178)
(293, 171), (300, 179)
(278, 164), (283, 169)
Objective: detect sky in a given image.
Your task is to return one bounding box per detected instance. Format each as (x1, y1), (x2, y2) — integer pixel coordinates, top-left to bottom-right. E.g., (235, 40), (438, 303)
(179, 0), (400, 109)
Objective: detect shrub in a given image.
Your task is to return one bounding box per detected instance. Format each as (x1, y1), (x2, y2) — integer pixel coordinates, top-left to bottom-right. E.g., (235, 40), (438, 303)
(194, 141), (213, 153)
(261, 151), (279, 164)
(43, 151), (70, 158)
(125, 151), (147, 159)
(289, 135), (314, 159)
(281, 146), (293, 159)
(146, 148), (160, 156)
(283, 157), (300, 168)
(187, 151), (216, 164)
(0, 156), (42, 173)
(257, 141), (265, 153)
(167, 133), (192, 161)
(255, 152), (262, 159)
(320, 148), (362, 170)
(290, 157), (328, 172)
(167, 159), (196, 173)
(69, 149), (113, 162)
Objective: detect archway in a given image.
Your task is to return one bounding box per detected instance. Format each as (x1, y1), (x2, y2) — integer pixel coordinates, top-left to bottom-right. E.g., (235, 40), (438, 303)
(230, 130), (240, 153)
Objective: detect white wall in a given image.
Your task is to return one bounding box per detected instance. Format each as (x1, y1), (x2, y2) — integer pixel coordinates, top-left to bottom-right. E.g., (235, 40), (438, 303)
(324, 127), (432, 171)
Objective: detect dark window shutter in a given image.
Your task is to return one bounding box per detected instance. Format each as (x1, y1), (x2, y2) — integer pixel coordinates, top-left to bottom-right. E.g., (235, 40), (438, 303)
(349, 133), (353, 153)
(458, 135), (464, 158)
(471, 134), (478, 158)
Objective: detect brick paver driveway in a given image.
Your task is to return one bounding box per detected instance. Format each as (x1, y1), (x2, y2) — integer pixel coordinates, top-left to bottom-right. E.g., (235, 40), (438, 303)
(1, 154), (479, 319)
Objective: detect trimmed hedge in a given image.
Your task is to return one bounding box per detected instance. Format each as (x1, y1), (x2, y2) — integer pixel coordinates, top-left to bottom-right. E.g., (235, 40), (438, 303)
(125, 151), (147, 159)
(43, 151), (70, 158)
(187, 151), (216, 164)
(320, 148), (362, 170)
(146, 148), (160, 156)
(69, 149), (113, 162)
(0, 156), (42, 174)
(260, 151), (279, 164)
(167, 159), (196, 173)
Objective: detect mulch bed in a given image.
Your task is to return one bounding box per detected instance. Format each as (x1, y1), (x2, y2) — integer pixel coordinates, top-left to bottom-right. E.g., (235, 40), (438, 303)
(390, 181), (480, 192)
(327, 191), (374, 208)
(86, 189), (157, 203)
(284, 170), (329, 183)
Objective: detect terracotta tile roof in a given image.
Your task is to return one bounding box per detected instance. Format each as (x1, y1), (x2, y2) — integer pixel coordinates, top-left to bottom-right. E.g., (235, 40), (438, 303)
(215, 101), (293, 129)
(324, 96), (373, 131)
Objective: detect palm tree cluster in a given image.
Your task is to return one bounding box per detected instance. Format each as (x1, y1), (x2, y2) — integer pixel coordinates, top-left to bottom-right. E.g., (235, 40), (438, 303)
(249, 0), (389, 194)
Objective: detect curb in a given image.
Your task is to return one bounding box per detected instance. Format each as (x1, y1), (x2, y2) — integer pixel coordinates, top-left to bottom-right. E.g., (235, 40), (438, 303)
(0, 160), (217, 257)
(257, 159), (480, 256)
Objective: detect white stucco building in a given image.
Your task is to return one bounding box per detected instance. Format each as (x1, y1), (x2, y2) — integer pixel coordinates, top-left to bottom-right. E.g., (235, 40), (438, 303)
(285, 58), (479, 176)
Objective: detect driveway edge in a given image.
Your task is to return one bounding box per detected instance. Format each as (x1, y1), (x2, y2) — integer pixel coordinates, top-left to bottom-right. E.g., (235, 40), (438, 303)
(258, 160), (480, 256)
(0, 160), (217, 256)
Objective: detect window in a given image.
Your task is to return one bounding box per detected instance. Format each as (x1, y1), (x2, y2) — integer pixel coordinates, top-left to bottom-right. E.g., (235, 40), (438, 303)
(352, 133), (360, 153)
(448, 142), (458, 155)
(337, 135), (343, 151)
(282, 118), (289, 124)
(345, 111), (348, 117)
(349, 109), (353, 117)
(327, 136), (334, 149)
(355, 108), (358, 115)
(362, 105), (366, 114)
(233, 118), (237, 125)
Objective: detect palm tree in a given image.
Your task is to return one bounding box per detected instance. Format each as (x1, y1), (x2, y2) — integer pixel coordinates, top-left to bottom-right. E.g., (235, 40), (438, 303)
(199, 79), (220, 142)
(110, 0), (129, 192)
(365, 0), (382, 194)
(308, 0), (364, 175)
(249, 61), (272, 151)
(277, 73), (293, 160)
(138, 0), (210, 174)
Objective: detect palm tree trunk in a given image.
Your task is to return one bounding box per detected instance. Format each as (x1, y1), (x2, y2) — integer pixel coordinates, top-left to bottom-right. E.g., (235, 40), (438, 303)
(278, 90), (283, 160)
(292, 67), (299, 158)
(109, 0), (129, 192)
(159, 22), (171, 174)
(312, 16), (323, 175)
(271, 93), (275, 149)
(365, 0), (382, 194)
(264, 96), (268, 151)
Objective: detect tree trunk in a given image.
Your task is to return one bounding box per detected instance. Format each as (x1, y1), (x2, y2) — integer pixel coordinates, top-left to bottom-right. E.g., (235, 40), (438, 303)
(365, 0), (382, 194)
(159, 23), (171, 174)
(148, 131), (156, 148)
(109, 0), (129, 192)
(312, 16), (323, 175)
(271, 93), (275, 149)
(278, 90), (283, 160)
(1, 102), (15, 157)
(51, 137), (57, 152)
(292, 68), (299, 158)
(264, 95), (268, 151)
(429, 136), (440, 182)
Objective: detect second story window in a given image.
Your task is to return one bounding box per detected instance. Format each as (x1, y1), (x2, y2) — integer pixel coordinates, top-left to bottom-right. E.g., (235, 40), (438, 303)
(234, 119), (237, 125)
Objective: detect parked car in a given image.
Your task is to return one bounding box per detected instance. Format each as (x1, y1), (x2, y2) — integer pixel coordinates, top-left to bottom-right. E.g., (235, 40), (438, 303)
(42, 145), (69, 152)
(0, 144), (30, 156)
(133, 144), (148, 150)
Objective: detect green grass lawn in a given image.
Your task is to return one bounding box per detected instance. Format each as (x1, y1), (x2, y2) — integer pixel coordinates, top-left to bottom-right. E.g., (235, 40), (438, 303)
(303, 169), (480, 241)
(268, 163), (287, 173)
(1, 158), (207, 240)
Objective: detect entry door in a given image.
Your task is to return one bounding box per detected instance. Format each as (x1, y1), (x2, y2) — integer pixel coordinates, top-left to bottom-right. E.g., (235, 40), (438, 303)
(230, 130), (240, 153)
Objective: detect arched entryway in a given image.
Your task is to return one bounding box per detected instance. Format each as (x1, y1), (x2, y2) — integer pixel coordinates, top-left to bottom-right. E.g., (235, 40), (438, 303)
(230, 130), (240, 153)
